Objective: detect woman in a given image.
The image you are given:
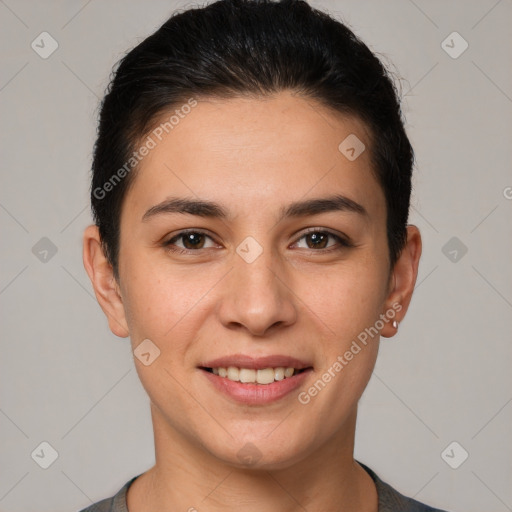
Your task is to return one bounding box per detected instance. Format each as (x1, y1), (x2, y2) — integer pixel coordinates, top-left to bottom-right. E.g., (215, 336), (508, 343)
(81, 0), (448, 510)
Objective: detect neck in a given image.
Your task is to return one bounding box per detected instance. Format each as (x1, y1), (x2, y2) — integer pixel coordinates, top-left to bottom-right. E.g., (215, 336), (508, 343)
(127, 404), (377, 512)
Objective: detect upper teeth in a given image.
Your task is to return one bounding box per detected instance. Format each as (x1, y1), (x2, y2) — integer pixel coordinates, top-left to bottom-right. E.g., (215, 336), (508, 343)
(212, 366), (296, 384)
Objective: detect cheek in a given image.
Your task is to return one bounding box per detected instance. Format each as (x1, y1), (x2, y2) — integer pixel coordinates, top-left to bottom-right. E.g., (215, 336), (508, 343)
(297, 254), (387, 405)
(303, 259), (387, 336)
(120, 254), (224, 352)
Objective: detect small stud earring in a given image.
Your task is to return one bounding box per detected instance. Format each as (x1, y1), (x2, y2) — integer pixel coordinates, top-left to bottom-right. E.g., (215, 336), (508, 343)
(392, 320), (398, 330)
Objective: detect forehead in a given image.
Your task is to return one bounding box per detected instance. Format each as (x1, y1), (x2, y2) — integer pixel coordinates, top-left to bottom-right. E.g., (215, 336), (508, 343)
(122, 91), (384, 222)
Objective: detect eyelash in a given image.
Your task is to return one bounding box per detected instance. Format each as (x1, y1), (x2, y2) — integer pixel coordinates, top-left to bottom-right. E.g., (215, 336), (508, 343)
(162, 228), (353, 255)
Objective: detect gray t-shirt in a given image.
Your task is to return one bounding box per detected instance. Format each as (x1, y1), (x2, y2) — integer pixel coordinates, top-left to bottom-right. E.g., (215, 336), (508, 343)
(78, 462), (449, 512)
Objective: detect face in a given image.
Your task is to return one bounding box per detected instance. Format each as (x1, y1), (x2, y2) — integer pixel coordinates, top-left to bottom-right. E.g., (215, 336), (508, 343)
(86, 90), (416, 470)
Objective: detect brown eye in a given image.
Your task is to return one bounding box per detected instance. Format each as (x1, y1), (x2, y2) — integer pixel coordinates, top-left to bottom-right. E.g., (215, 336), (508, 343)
(304, 232), (329, 249)
(294, 229), (351, 251)
(163, 230), (217, 254)
(180, 232), (206, 249)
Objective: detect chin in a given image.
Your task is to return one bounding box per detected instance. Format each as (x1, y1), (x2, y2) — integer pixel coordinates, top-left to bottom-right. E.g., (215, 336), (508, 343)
(203, 432), (312, 471)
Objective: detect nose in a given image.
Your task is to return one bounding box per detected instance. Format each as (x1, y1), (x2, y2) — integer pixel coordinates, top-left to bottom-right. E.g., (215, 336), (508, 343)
(217, 245), (297, 337)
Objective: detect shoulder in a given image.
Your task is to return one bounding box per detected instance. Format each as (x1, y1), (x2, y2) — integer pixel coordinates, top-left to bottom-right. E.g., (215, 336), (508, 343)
(77, 475), (139, 512)
(358, 462), (450, 512)
(78, 496), (114, 512)
(79, 467), (451, 512)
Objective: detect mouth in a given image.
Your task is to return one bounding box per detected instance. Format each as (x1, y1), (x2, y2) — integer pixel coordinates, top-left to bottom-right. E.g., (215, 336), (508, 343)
(200, 366), (311, 385)
(198, 355), (314, 405)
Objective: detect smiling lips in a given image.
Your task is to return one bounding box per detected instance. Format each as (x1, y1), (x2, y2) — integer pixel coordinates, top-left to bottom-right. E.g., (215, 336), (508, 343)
(209, 366), (299, 384)
(199, 354), (313, 404)
(200, 353), (312, 384)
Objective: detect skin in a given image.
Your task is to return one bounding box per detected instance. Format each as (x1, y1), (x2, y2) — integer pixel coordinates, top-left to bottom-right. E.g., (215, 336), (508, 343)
(83, 90), (421, 512)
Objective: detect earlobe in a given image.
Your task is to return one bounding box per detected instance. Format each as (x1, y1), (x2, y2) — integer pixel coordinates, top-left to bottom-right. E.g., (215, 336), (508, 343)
(380, 225), (422, 338)
(82, 224), (130, 338)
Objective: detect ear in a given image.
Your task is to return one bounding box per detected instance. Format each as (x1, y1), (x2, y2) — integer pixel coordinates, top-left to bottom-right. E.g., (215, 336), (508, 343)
(82, 224), (129, 338)
(380, 225), (422, 338)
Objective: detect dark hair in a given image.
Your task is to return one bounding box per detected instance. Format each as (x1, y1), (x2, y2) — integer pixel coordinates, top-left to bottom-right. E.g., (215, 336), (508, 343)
(91, 0), (414, 279)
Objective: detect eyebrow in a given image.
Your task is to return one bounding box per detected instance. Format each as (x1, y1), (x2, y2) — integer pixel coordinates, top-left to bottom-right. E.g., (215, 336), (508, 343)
(141, 194), (368, 223)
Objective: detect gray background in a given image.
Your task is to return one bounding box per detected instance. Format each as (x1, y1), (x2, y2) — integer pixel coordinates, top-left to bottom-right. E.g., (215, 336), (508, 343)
(1, 1), (511, 511)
